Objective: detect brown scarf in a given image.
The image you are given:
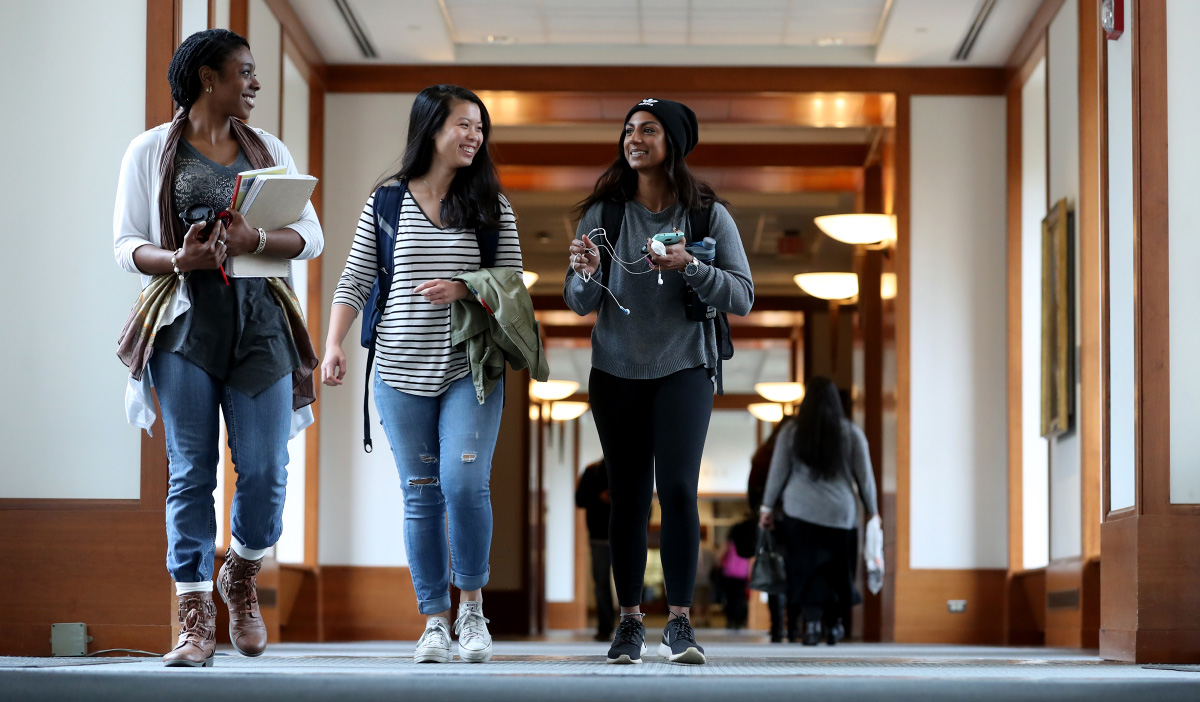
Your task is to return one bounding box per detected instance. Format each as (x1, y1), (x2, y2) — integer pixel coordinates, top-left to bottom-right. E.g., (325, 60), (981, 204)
(156, 110), (275, 251)
(119, 111), (317, 413)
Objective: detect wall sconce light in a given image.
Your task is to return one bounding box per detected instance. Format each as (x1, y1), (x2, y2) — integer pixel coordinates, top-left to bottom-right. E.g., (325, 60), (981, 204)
(881, 272), (897, 300)
(521, 271), (539, 288)
(794, 272), (859, 300)
(814, 214), (896, 247)
(747, 403), (785, 423)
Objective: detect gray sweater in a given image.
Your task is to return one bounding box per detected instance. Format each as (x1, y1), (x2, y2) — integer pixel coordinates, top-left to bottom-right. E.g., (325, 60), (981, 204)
(761, 419), (879, 530)
(563, 200), (754, 379)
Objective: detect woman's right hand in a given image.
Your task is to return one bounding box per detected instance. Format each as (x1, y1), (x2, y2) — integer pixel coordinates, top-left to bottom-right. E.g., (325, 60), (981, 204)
(758, 509), (774, 530)
(321, 343), (347, 386)
(569, 234), (599, 277)
(175, 221), (228, 271)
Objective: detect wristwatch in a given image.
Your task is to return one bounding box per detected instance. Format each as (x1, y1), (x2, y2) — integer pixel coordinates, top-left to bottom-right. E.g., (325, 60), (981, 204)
(684, 256), (701, 277)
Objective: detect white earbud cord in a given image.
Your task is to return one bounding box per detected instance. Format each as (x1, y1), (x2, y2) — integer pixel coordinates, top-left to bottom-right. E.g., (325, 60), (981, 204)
(573, 227), (656, 314)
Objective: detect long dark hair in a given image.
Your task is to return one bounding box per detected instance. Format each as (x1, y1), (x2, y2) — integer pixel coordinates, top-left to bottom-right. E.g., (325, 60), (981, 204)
(573, 129), (726, 218)
(788, 376), (846, 481)
(377, 84), (503, 230)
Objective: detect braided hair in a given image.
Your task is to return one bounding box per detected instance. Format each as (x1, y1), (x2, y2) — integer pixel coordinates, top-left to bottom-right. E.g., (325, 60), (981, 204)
(167, 29), (249, 112)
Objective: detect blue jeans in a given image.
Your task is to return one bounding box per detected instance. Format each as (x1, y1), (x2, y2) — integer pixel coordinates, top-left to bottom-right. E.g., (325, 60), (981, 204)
(149, 351), (292, 583)
(374, 372), (504, 614)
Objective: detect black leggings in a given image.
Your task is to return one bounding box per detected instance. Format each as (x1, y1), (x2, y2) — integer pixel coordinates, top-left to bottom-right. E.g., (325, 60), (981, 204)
(589, 366), (714, 608)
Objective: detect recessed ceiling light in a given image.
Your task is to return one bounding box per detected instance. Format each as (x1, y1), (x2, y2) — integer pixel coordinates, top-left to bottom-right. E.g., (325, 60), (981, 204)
(816, 37), (844, 47)
(486, 34), (515, 44)
(915, 27), (928, 33)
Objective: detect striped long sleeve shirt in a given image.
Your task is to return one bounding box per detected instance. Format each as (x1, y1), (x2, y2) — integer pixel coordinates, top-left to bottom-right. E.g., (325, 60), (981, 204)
(333, 190), (523, 396)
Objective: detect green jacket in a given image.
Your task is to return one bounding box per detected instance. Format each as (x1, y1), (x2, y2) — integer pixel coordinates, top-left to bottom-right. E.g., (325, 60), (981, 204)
(451, 268), (550, 403)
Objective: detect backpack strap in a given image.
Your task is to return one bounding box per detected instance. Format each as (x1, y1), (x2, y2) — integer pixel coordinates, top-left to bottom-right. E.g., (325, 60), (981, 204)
(599, 200), (625, 289)
(362, 180), (408, 452)
(686, 204), (732, 395)
(474, 199), (503, 269)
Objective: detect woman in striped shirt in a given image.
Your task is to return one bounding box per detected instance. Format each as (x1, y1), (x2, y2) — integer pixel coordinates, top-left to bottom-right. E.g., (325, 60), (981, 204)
(321, 85), (521, 664)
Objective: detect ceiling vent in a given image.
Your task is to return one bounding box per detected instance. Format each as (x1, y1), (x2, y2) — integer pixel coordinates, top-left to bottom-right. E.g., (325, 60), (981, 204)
(333, 0), (377, 59)
(953, 0), (997, 62)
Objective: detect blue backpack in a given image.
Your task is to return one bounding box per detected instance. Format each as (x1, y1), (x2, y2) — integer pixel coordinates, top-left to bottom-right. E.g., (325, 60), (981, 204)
(359, 179), (500, 451)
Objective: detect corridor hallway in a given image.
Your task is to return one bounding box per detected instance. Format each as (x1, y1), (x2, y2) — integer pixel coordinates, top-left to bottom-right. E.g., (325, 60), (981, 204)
(4, 636), (1200, 702)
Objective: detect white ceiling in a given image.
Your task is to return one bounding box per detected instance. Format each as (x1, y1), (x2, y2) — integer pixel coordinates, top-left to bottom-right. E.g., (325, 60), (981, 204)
(291, 0), (1042, 66)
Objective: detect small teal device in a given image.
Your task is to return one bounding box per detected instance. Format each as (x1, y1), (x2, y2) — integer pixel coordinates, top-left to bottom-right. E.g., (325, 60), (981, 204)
(641, 231), (684, 254)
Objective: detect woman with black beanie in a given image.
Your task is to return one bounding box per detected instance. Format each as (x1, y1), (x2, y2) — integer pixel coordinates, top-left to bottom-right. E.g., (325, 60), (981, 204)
(564, 98), (754, 664)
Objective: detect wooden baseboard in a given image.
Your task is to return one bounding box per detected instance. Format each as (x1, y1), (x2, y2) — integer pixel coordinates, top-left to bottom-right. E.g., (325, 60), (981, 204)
(319, 566), (424, 641)
(1006, 569), (1046, 645)
(0, 508), (172, 655)
(547, 601), (585, 630)
(893, 568), (1007, 644)
(1045, 557), (1100, 648)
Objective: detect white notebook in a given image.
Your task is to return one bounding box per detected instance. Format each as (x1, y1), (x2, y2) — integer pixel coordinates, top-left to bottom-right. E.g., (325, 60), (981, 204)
(226, 174), (318, 278)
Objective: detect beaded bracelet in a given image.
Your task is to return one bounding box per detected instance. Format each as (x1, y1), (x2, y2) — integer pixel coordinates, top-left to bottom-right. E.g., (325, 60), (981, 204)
(171, 248), (187, 282)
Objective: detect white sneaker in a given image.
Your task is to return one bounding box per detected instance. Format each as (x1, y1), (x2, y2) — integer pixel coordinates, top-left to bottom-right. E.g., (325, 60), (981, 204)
(454, 601), (493, 663)
(414, 617), (452, 663)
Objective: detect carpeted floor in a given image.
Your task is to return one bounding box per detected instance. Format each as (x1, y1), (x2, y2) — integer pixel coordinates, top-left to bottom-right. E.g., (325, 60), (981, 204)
(2, 636), (1198, 702)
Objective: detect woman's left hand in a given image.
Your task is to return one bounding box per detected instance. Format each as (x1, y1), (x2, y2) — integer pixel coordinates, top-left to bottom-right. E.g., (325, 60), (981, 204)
(648, 238), (693, 272)
(414, 279), (469, 305)
(223, 210), (260, 257)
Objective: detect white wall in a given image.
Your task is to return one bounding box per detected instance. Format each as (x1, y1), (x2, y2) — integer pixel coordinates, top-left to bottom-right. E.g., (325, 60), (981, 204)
(1021, 59), (1051, 570)
(909, 96), (1009, 570)
(0, 0), (145, 498)
(319, 94), (416, 565)
(1047, 0), (1083, 559)
(247, 0), (281, 137)
(1109, 0), (1136, 510)
(181, 0), (208, 39)
(1167, 0), (1200, 503)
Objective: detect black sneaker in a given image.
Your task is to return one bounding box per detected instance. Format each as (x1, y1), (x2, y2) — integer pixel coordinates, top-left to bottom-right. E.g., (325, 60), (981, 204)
(606, 616), (647, 664)
(657, 613), (706, 664)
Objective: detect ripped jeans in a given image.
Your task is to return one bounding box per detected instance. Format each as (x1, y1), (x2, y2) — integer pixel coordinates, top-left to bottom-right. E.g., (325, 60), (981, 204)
(374, 372), (504, 614)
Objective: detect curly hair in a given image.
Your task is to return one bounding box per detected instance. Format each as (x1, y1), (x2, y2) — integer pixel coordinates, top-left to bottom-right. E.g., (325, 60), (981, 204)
(167, 29), (250, 111)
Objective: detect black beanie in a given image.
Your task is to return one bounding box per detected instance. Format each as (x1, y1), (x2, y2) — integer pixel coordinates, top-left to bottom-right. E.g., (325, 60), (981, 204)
(622, 98), (699, 159)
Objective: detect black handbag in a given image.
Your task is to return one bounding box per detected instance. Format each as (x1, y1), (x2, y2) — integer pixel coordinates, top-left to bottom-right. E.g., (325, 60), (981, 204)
(747, 526), (788, 594)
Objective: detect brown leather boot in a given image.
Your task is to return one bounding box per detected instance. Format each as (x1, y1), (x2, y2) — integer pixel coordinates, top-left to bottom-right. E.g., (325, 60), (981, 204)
(217, 547), (267, 656)
(162, 592), (216, 667)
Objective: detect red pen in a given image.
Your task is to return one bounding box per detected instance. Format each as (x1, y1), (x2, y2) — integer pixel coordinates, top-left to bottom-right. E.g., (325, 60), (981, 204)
(217, 211), (233, 285)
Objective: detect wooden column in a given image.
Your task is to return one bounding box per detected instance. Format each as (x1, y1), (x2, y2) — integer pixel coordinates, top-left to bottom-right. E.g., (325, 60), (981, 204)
(1099, 0), (1200, 664)
(858, 163), (886, 642)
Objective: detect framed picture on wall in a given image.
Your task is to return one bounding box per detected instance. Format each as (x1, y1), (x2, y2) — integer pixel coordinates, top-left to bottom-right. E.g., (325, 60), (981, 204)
(1040, 198), (1075, 437)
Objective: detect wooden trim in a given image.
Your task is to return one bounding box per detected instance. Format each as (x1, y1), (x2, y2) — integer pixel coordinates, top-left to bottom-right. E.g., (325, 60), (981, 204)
(1101, 15), (1114, 521)
(0, 499), (142, 511)
(893, 569), (1008, 644)
(229, 0), (247, 37)
(1078, 0), (1104, 558)
(325, 65), (1006, 95)
(208, 0), (215, 28)
(1133, 0), (1170, 514)
(1045, 556), (1101, 648)
(493, 142), (870, 168)
(146, 0), (181, 128)
(1006, 74), (1025, 578)
(893, 94), (912, 576)
(1007, 0), (1068, 73)
(303, 82), (325, 569)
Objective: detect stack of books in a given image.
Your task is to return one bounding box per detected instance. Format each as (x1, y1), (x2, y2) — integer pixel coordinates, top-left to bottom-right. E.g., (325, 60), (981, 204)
(226, 166), (318, 277)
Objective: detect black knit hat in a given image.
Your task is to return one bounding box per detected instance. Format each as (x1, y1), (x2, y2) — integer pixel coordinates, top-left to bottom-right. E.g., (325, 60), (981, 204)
(622, 98), (699, 159)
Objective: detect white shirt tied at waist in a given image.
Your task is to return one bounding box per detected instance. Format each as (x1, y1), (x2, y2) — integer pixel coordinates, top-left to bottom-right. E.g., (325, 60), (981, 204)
(113, 121), (324, 437)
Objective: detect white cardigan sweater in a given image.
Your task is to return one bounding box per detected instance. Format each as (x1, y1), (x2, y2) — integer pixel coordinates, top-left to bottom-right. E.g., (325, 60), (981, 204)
(113, 122), (323, 437)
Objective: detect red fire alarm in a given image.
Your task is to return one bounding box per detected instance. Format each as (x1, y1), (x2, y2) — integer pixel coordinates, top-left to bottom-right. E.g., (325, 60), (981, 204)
(1102, 0), (1124, 40)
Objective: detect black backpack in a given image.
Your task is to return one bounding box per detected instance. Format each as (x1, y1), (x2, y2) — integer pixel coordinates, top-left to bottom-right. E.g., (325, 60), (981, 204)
(598, 200), (734, 394)
(359, 180), (500, 452)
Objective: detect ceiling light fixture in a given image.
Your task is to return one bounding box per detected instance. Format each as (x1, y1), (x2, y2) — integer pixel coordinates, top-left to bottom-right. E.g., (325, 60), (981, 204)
(754, 382), (805, 404)
(814, 214), (896, 246)
(816, 37), (845, 47)
(550, 401), (589, 422)
(794, 272), (859, 300)
(748, 403), (785, 423)
(529, 380), (580, 402)
(521, 271), (539, 288)
(881, 272), (897, 300)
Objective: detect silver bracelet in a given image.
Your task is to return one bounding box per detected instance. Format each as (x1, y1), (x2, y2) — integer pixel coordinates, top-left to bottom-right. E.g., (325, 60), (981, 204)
(254, 227), (267, 255)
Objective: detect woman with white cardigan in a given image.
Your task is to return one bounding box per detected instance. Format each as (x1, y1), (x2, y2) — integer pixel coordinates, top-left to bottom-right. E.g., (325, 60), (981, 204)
(113, 29), (321, 668)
